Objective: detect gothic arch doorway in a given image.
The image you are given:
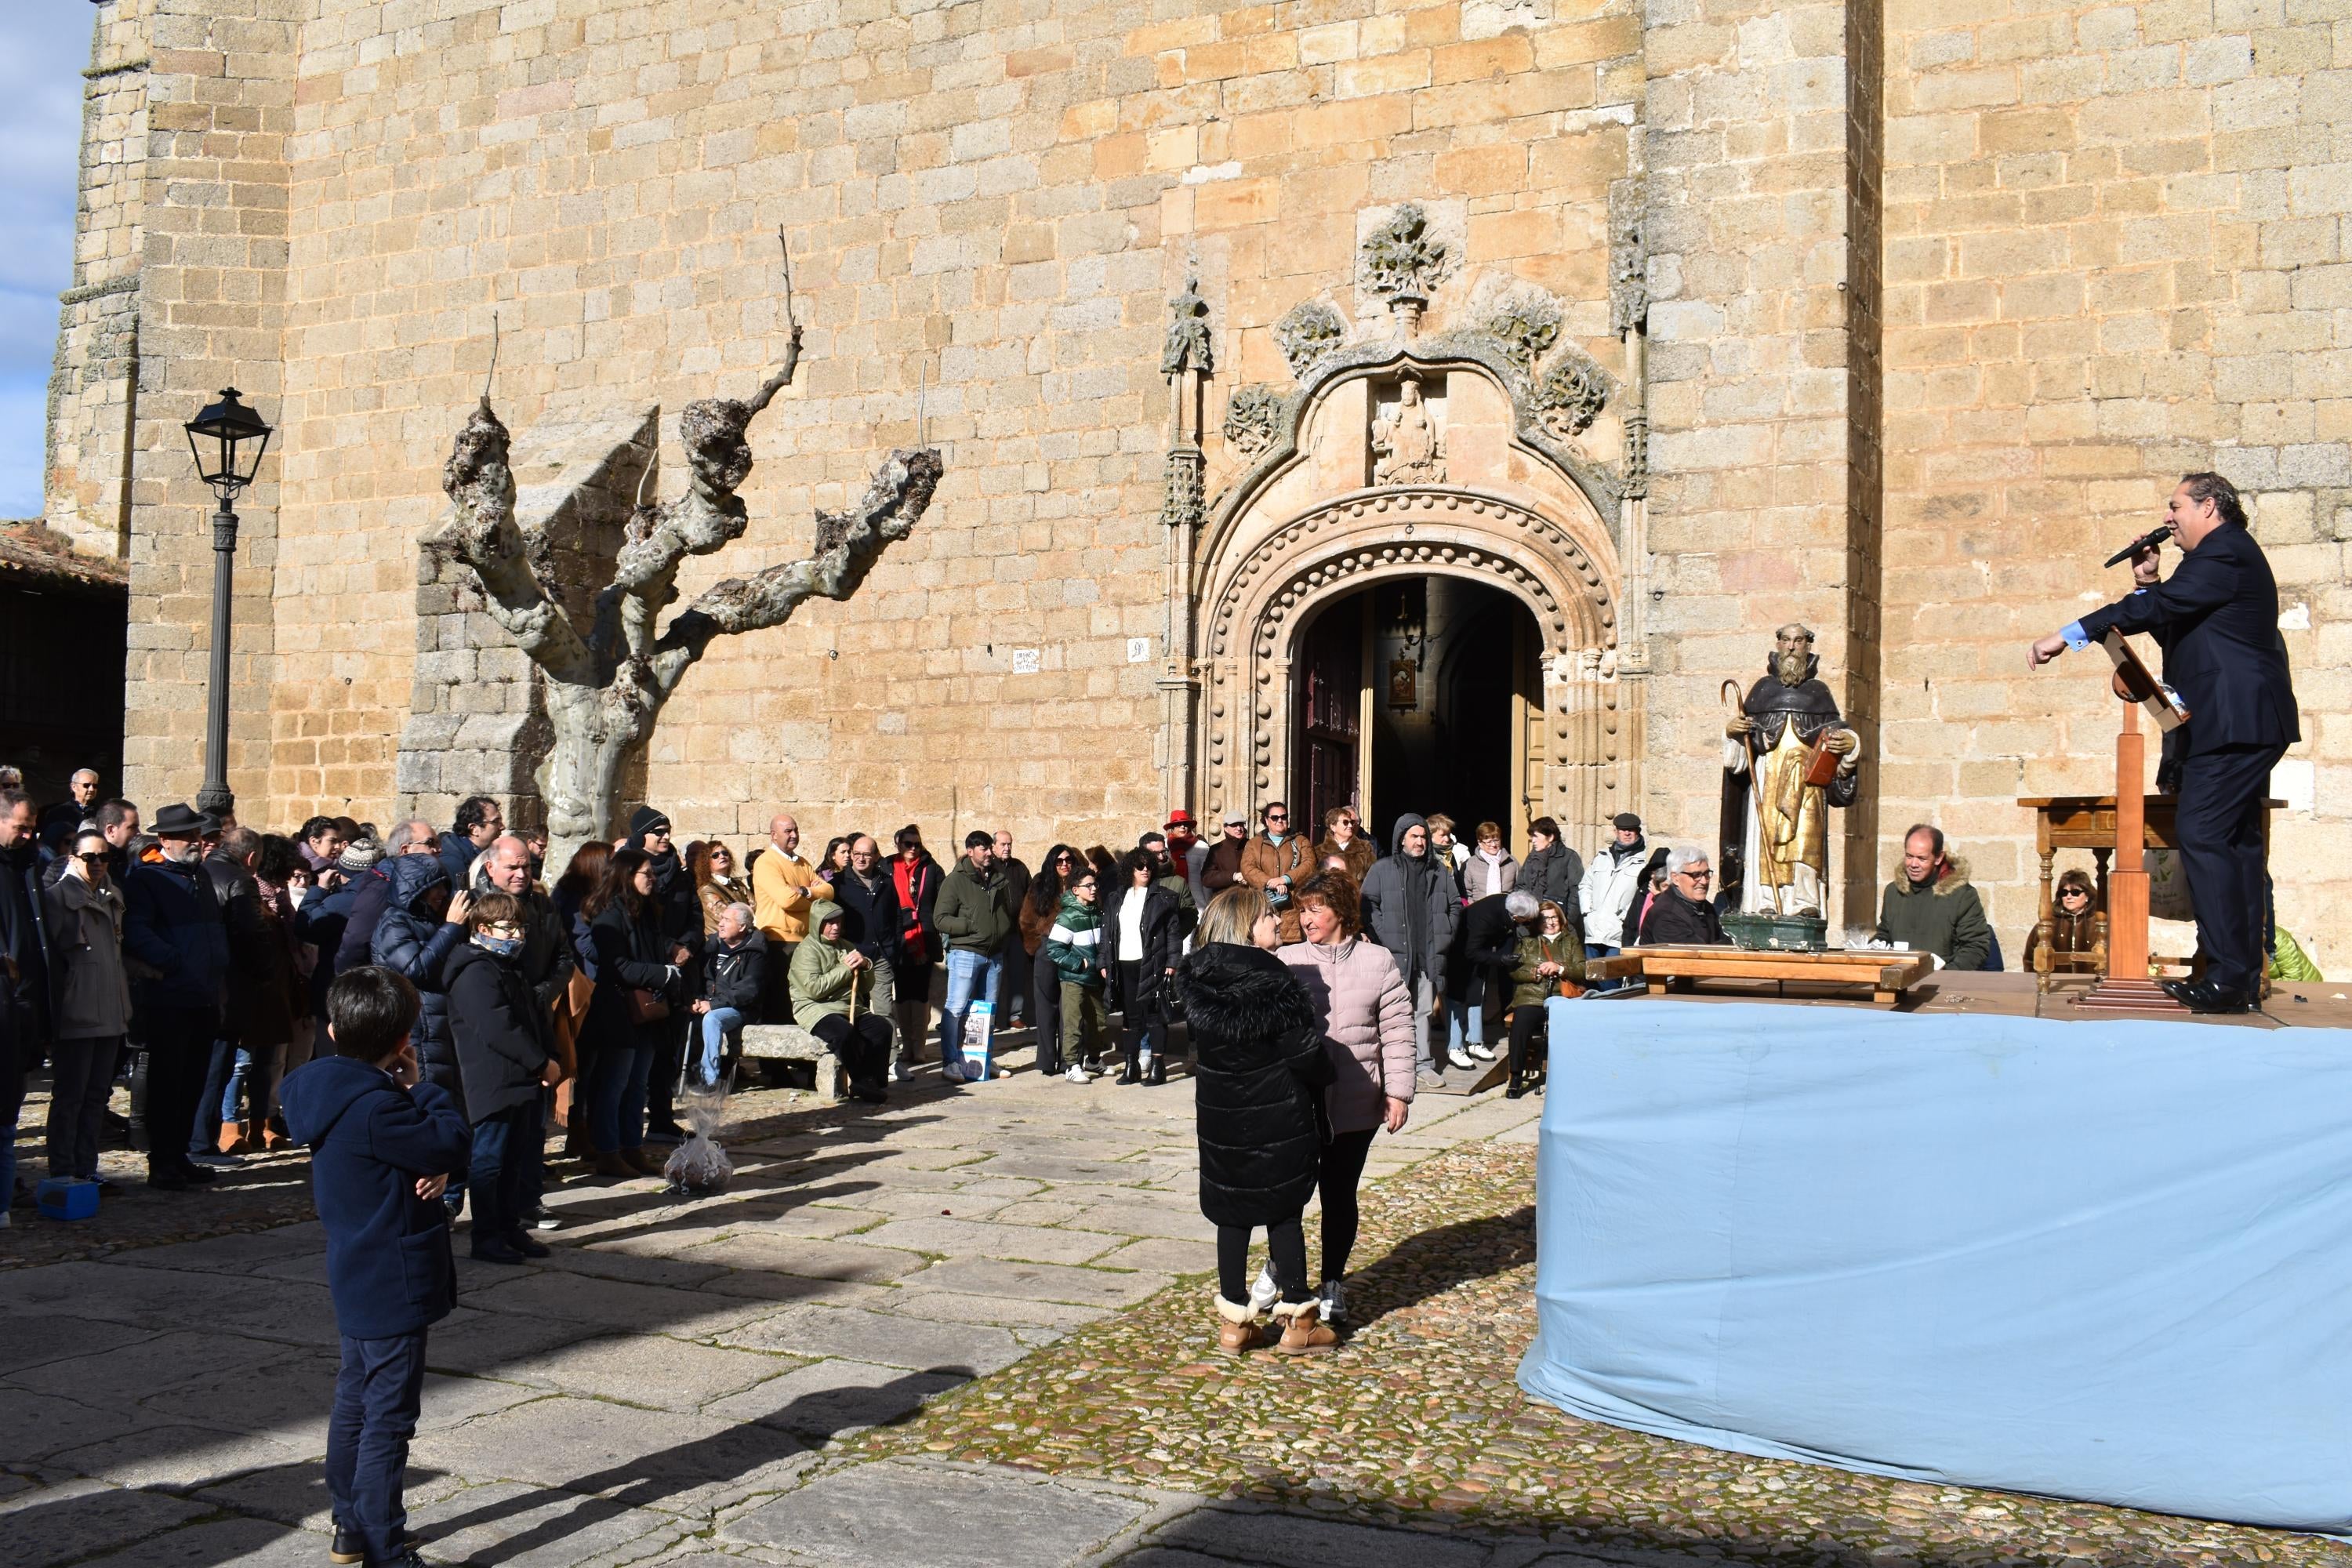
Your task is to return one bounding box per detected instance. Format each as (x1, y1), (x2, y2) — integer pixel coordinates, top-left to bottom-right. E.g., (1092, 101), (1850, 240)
(1193, 485), (1632, 856)
(1290, 575), (1541, 845)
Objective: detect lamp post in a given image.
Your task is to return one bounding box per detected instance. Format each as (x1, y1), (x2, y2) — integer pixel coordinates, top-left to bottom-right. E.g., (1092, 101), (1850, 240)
(183, 387), (273, 822)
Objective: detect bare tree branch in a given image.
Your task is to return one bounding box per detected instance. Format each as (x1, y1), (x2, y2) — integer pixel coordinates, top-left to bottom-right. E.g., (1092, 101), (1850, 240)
(442, 401), (597, 686)
(648, 446), (942, 697)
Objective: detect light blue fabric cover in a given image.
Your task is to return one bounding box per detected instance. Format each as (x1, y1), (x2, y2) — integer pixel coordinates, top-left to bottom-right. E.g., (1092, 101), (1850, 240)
(1517, 998), (2352, 1532)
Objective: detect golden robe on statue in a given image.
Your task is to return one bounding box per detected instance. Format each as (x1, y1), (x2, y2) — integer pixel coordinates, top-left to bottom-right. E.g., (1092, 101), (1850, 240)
(1723, 628), (1860, 917)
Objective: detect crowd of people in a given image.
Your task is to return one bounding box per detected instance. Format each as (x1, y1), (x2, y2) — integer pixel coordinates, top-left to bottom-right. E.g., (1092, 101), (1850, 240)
(10, 764), (2298, 1340)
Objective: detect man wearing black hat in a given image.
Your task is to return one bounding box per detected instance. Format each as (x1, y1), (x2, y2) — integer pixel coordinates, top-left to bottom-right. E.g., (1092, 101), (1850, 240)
(122, 804), (232, 1189)
(630, 806), (701, 1138)
(1579, 813), (1650, 968)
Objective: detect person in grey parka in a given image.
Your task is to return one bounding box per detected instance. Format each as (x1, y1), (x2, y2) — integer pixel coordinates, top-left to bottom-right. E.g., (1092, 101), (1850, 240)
(1357, 814), (1460, 1086)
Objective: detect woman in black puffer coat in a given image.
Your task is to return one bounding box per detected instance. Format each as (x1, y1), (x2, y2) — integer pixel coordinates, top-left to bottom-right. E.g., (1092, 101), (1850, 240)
(1177, 885), (1337, 1356)
(369, 852), (470, 1113)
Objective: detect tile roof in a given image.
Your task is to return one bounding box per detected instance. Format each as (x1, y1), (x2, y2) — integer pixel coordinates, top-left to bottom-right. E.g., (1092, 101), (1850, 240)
(0, 522), (129, 592)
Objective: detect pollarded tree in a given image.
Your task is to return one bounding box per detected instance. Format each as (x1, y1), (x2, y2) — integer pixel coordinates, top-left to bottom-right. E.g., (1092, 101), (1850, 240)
(438, 252), (940, 867)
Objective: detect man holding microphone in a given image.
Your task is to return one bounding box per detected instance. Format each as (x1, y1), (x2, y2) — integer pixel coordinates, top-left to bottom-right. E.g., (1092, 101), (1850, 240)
(2028, 474), (2299, 1014)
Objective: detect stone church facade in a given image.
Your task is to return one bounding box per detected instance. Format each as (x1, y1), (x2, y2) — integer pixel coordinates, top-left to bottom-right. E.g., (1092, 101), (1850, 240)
(46, 0), (2352, 965)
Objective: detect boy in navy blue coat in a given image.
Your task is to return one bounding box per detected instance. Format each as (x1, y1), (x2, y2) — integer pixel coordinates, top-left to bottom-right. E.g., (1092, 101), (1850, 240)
(281, 966), (471, 1568)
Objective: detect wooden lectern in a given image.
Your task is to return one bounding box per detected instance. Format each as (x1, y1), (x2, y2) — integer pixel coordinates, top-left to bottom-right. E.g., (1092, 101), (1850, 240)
(2074, 632), (2189, 1013)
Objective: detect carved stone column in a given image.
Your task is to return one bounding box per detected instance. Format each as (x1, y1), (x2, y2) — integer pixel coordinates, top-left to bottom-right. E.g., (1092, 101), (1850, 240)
(1610, 176), (1652, 818)
(1158, 277), (1211, 818)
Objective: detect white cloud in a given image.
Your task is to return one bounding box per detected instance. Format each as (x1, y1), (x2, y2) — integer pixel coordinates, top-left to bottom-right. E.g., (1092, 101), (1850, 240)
(0, 9), (93, 520)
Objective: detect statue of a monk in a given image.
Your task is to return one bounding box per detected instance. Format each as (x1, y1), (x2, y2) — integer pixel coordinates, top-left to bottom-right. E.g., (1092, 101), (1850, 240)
(1722, 623), (1860, 916)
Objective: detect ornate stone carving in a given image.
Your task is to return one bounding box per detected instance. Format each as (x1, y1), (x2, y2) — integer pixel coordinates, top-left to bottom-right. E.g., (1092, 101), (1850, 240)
(1370, 374), (1446, 486)
(1163, 275), (1213, 377)
(1360, 204), (1449, 304)
(1221, 384), (1283, 458)
(1621, 409), (1650, 499)
(1483, 294), (1562, 381)
(1610, 177), (1649, 336)
(1533, 352), (1610, 439)
(1162, 446), (1205, 532)
(1274, 302), (1346, 379)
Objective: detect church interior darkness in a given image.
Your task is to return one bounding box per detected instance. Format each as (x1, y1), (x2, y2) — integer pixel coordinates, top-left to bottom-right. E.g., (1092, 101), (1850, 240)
(1291, 575), (1536, 848)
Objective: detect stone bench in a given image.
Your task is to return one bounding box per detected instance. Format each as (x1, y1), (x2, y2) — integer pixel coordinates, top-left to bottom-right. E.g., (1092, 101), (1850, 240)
(738, 1023), (828, 1064)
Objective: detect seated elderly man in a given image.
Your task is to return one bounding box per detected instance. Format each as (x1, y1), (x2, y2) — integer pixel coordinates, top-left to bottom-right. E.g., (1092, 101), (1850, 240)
(1636, 848), (1728, 946)
(691, 902), (767, 1089)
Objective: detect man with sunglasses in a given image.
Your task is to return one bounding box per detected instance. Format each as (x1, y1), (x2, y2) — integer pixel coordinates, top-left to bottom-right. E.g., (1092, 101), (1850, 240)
(1635, 848), (1728, 946)
(1240, 801), (1314, 945)
(1200, 810), (1251, 900)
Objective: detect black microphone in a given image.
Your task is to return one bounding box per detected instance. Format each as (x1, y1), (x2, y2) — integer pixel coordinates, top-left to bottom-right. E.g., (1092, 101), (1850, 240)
(2103, 522), (2172, 569)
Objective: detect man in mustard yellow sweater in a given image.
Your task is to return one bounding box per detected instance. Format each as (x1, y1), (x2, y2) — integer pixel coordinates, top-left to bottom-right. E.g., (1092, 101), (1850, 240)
(753, 814), (818, 1021)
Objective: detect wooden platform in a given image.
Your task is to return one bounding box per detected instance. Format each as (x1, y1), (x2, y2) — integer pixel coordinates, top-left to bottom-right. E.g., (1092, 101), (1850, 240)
(1597, 969), (2352, 1030)
(1588, 946), (1938, 1007)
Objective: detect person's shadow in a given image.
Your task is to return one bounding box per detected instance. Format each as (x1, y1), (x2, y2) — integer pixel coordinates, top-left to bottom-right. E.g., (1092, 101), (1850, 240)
(1337, 1206), (1536, 1333)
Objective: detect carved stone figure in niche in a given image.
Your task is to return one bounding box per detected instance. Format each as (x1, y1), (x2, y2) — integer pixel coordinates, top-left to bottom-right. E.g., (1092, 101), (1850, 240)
(1721, 623), (1860, 917)
(1163, 275), (1213, 377)
(1370, 373), (1445, 486)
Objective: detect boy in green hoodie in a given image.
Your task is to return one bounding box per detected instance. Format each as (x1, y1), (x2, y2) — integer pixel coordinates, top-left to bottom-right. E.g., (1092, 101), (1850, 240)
(1042, 867), (1109, 1083)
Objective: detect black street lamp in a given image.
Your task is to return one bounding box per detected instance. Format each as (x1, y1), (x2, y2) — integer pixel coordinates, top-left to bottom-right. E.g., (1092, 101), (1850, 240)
(183, 387), (273, 821)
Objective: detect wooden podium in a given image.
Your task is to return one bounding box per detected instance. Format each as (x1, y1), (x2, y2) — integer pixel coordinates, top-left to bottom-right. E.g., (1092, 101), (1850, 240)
(2073, 633), (2187, 1014)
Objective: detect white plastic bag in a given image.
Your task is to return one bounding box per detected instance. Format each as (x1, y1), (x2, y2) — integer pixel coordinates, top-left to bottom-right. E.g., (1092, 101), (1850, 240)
(663, 1071), (733, 1195)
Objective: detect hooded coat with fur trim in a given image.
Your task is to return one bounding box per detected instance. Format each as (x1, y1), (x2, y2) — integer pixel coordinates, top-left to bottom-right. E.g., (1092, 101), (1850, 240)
(1177, 942), (1333, 1227)
(1874, 855), (1993, 971)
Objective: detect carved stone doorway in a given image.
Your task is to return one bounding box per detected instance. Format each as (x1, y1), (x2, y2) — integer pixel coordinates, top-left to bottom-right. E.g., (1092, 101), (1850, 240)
(1289, 575), (1540, 848)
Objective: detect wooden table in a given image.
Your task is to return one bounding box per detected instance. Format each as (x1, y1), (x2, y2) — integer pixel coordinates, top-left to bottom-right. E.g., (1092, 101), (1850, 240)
(1588, 947), (1938, 1008)
(2016, 793), (2281, 990)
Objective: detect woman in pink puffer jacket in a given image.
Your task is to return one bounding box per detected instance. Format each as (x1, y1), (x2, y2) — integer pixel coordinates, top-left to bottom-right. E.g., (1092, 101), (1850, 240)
(1276, 869), (1415, 1327)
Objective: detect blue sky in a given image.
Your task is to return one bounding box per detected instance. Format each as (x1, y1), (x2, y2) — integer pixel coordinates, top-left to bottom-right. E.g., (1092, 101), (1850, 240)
(0, 9), (93, 521)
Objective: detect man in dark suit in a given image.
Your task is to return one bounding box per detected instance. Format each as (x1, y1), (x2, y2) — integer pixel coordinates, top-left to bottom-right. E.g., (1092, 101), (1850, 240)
(2030, 473), (2300, 1012)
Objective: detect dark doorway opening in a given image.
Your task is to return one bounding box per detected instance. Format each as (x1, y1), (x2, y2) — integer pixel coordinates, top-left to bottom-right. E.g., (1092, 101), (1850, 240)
(1290, 575), (1535, 848)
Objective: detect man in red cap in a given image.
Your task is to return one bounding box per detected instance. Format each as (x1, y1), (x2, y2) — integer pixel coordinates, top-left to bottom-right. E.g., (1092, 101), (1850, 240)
(1162, 811), (1206, 912)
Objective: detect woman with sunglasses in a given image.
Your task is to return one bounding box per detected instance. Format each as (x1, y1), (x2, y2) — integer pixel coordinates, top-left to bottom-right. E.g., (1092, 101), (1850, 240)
(1241, 802), (1313, 944)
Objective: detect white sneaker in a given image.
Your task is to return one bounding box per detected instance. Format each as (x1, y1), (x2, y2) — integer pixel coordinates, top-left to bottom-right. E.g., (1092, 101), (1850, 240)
(0, 1210), (11, 1230)
(889, 1060), (911, 1085)
(1467, 1043), (1497, 1062)
(1446, 1049), (1475, 1071)
(1247, 1264), (1279, 1314)
(1064, 1063), (1089, 1083)
(1318, 1278), (1347, 1323)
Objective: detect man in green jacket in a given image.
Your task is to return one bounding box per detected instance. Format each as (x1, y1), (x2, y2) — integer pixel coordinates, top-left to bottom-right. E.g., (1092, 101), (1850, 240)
(932, 832), (1016, 1082)
(789, 902), (888, 1102)
(1875, 826), (1993, 971)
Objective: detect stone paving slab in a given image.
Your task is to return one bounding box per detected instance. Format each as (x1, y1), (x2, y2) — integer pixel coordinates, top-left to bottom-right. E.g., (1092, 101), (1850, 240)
(0, 1476), (208, 1568)
(720, 1458), (1159, 1566)
(858, 1214), (1127, 1265)
(406, 1480), (689, 1568)
(714, 1302), (1026, 1374)
(896, 1254), (1173, 1308)
(407, 1395), (813, 1520)
(491, 1333), (794, 1410)
(58, 1515), (318, 1568)
(703, 1358), (969, 1439)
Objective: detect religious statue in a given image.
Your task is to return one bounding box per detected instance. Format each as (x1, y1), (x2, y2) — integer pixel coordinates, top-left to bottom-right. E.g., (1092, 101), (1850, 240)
(1721, 623), (1860, 916)
(1371, 373), (1444, 485)
(1162, 276), (1213, 377)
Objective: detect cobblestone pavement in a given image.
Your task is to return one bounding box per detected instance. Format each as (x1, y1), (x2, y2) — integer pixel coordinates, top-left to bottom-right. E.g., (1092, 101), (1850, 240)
(4, 1063), (2342, 1568)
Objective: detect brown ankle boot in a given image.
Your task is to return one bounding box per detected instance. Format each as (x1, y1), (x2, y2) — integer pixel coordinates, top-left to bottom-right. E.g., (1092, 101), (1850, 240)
(1271, 1299), (1339, 1356)
(621, 1147), (664, 1177)
(1213, 1294), (1262, 1356)
(589, 1152), (634, 1178)
(217, 1120), (249, 1156)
